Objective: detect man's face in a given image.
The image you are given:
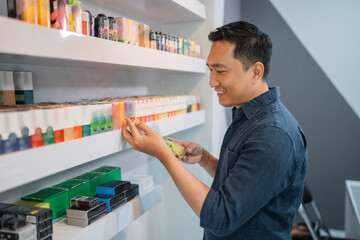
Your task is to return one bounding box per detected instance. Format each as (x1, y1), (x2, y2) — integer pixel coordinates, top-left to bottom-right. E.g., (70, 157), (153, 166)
(207, 41), (254, 108)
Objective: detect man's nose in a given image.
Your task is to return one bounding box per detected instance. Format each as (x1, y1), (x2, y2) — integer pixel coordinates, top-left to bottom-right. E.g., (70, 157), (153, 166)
(209, 72), (219, 88)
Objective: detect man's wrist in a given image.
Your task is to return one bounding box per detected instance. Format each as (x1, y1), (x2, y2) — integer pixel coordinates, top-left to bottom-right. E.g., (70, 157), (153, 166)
(199, 149), (210, 167)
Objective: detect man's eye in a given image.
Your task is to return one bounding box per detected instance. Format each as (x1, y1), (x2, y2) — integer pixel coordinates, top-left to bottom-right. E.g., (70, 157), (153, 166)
(217, 71), (225, 74)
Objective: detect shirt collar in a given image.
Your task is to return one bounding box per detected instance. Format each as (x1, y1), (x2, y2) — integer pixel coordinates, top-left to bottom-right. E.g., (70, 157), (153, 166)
(232, 87), (280, 120)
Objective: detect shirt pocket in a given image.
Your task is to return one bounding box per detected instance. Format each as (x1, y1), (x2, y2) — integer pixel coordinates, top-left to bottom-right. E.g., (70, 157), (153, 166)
(221, 146), (239, 178)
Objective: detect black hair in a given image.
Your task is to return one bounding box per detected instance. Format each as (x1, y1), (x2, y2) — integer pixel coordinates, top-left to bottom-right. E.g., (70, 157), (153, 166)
(208, 21), (272, 80)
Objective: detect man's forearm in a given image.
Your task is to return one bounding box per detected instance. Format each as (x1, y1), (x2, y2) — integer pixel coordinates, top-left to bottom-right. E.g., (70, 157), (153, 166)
(200, 149), (218, 178)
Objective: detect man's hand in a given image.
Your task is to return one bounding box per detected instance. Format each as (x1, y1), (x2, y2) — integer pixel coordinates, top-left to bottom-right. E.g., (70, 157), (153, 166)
(169, 138), (218, 177)
(122, 118), (173, 162)
(168, 138), (204, 165)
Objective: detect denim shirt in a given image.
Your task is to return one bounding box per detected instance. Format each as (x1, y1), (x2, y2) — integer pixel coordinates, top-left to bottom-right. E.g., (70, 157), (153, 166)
(200, 87), (307, 240)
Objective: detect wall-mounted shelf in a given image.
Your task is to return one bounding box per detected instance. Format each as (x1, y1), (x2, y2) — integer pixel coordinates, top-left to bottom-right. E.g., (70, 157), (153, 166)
(53, 185), (162, 240)
(0, 110), (205, 193)
(0, 16), (206, 73)
(87, 0), (206, 23)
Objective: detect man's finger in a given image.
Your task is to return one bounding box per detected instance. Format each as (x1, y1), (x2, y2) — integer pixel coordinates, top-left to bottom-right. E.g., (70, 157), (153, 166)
(122, 120), (135, 146)
(125, 117), (140, 138)
(134, 120), (152, 135)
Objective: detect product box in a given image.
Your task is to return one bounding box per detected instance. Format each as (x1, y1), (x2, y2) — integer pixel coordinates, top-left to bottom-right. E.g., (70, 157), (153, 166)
(13, 200), (50, 210)
(70, 196), (99, 209)
(52, 179), (90, 201)
(0, 71), (16, 106)
(0, 223), (37, 240)
(131, 175), (154, 195)
(66, 201), (105, 219)
(90, 166), (121, 182)
(96, 180), (130, 196)
(21, 188), (68, 219)
(13, 72), (34, 105)
(139, 24), (149, 48)
(72, 172), (107, 196)
(67, 210), (106, 227)
(94, 192), (125, 213)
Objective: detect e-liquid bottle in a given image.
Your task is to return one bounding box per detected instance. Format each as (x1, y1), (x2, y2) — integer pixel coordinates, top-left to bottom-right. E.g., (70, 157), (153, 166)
(94, 14), (109, 39)
(161, 33), (165, 51)
(150, 30), (156, 49)
(156, 31), (161, 50)
(82, 10), (90, 36)
(108, 17), (118, 41)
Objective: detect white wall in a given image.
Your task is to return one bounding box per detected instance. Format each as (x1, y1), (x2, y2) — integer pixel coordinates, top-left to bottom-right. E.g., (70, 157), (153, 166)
(269, 0), (360, 118)
(0, 0), (230, 239)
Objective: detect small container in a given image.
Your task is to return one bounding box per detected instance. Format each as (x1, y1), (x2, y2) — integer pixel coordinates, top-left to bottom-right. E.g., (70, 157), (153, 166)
(149, 30), (156, 49)
(13, 71), (34, 105)
(178, 37), (183, 55)
(82, 10), (90, 36)
(138, 24), (149, 48)
(69, 0), (82, 33)
(161, 32), (165, 51)
(0, 71), (16, 106)
(116, 17), (128, 43)
(13, 0), (38, 25)
(37, 0), (50, 27)
(88, 11), (94, 36)
(54, 0), (69, 31)
(108, 17), (118, 41)
(156, 31), (161, 50)
(94, 14), (109, 39)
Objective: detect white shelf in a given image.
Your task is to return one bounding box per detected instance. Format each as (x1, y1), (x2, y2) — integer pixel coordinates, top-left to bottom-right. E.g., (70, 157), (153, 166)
(88, 0), (206, 23)
(0, 110), (205, 193)
(53, 185), (162, 240)
(0, 16), (206, 73)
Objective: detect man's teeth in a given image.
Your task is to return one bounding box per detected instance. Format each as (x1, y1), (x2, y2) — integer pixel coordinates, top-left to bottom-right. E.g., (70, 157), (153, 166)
(217, 90), (226, 94)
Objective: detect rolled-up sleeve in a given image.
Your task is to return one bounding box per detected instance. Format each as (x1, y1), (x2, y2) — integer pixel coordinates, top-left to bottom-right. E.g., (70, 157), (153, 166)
(200, 126), (296, 237)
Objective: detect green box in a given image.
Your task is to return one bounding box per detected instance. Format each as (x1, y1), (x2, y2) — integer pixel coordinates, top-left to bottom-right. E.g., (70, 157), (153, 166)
(72, 172), (107, 196)
(91, 166), (121, 182)
(21, 187), (69, 219)
(52, 179), (90, 203)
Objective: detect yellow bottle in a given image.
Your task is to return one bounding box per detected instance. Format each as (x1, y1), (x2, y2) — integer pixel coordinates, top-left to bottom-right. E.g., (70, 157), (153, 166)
(22, 0), (38, 25)
(37, 0), (50, 27)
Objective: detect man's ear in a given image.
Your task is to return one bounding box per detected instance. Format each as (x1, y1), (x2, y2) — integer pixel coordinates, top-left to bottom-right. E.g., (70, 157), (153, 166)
(252, 62), (264, 84)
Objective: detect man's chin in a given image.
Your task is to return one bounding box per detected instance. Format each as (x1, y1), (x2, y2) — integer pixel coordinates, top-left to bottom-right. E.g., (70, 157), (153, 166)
(218, 100), (233, 107)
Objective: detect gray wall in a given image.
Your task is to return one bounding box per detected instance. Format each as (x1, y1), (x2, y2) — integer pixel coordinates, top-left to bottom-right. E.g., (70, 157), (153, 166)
(237, 0), (360, 230)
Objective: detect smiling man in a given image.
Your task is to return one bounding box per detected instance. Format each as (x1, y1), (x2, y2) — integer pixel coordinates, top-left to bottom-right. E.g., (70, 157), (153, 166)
(122, 21), (308, 240)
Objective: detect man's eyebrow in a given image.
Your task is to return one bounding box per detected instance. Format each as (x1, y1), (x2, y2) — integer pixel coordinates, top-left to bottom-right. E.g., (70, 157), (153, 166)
(206, 63), (227, 68)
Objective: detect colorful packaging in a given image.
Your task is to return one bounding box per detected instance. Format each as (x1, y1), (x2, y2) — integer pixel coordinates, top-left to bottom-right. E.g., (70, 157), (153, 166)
(138, 24), (149, 48)
(52, 0), (69, 30)
(94, 14), (109, 39)
(108, 17), (118, 41)
(0, 71), (16, 106)
(68, 0), (82, 33)
(20, 0), (38, 24)
(38, 0), (50, 27)
(149, 30), (156, 49)
(116, 17), (128, 43)
(13, 71), (34, 105)
(81, 10), (90, 36)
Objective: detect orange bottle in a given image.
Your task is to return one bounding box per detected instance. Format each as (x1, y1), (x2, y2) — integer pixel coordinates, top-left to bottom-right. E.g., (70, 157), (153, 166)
(38, 0), (50, 27)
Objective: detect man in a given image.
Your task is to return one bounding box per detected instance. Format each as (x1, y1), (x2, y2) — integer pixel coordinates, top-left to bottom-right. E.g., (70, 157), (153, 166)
(122, 21), (307, 239)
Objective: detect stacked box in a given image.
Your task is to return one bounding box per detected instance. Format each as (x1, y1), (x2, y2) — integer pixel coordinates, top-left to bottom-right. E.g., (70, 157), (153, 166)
(13, 201), (50, 209)
(95, 180), (138, 213)
(21, 188), (68, 219)
(1, 205), (52, 240)
(66, 197), (107, 227)
(0, 224), (37, 240)
(130, 175), (154, 195)
(52, 179), (90, 202)
(91, 166), (121, 182)
(72, 172), (107, 196)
